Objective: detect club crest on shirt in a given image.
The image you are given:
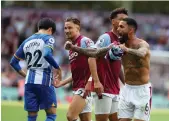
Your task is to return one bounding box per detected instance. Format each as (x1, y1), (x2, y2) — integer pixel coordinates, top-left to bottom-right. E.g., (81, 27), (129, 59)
(49, 38), (55, 44)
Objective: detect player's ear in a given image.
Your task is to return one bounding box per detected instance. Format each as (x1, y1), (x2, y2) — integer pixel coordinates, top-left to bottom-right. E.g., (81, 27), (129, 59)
(48, 27), (53, 34)
(111, 19), (115, 26)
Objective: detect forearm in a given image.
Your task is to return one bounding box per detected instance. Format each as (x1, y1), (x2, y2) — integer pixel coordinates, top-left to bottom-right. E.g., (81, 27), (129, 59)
(119, 67), (125, 85)
(71, 45), (110, 58)
(10, 56), (26, 78)
(61, 76), (73, 86)
(88, 58), (100, 82)
(18, 70), (26, 78)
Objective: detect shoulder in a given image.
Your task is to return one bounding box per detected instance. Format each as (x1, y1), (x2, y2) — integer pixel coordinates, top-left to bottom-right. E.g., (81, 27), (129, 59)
(44, 35), (55, 43)
(81, 36), (94, 48)
(138, 39), (149, 48)
(98, 33), (111, 41)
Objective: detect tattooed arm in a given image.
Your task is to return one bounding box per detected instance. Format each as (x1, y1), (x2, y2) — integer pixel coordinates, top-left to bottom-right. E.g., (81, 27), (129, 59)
(70, 44), (113, 58)
(120, 41), (149, 57)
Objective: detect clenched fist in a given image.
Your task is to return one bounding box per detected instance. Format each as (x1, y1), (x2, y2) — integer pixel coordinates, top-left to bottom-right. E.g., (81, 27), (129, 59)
(64, 41), (73, 50)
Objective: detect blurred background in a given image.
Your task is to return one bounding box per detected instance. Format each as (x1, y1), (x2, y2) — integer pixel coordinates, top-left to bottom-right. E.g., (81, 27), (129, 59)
(1, 1), (169, 121)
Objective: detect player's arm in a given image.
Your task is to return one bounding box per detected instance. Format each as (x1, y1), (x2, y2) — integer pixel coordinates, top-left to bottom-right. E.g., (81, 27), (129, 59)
(53, 76), (73, 88)
(10, 44), (26, 78)
(65, 34), (112, 58)
(119, 66), (125, 85)
(10, 56), (26, 77)
(70, 44), (112, 58)
(121, 41), (149, 57)
(44, 37), (62, 82)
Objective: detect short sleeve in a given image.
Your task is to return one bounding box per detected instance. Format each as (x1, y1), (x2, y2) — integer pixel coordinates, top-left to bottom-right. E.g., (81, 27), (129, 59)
(45, 36), (55, 50)
(81, 37), (95, 48)
(14, 43), (25, 60)
(95, 34), (111, 48)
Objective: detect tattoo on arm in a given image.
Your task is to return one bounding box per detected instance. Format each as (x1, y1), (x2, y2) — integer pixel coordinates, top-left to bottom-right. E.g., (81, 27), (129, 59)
(71, 45), (110, 58)
(127, 42), (149, 57)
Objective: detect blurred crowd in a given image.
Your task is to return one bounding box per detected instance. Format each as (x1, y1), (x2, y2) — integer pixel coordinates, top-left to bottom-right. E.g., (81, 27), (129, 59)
(1, 8), (169, 102)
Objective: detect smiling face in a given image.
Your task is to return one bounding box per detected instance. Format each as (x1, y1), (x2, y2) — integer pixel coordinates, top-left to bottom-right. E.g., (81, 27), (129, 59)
(64, 21), (80, 41)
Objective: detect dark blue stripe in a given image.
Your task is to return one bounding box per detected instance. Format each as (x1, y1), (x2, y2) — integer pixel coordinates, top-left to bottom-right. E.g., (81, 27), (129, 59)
(27, 70), (32, 83)
(31, 70), (36, 83)
(42, 69), (46, 85)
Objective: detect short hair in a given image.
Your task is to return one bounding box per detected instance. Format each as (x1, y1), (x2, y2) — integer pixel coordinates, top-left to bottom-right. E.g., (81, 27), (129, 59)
(122, 17), (138, 32)
(65, 17), (81, 27)
(110, 7), (128, 20)
(38, 18), (56, 34)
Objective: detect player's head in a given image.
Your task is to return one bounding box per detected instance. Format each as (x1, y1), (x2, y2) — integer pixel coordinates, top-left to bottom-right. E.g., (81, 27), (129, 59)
(117, 17), (138, 43)
(64, 17), (81, 40)
(38, 18), (56, 35)
(110, 7), (128, 30)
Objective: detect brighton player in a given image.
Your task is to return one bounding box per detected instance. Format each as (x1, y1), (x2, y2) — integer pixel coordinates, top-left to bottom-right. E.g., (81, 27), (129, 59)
(117, 18), (152, 121)
(10, 18), (61, 121)
(65, 8), (128, 121)
(55, 17), (96, 121)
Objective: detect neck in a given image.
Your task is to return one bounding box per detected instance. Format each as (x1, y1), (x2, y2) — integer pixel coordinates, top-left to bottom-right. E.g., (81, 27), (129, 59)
(38, 30), (50, 35)
(126, 34), (136, 46)
(72, 33), (80, 42)
(111, 28), (118, 36)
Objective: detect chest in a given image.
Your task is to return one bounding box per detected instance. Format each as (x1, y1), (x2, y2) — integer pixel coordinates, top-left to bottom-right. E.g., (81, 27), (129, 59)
(122, 53), (144, 68)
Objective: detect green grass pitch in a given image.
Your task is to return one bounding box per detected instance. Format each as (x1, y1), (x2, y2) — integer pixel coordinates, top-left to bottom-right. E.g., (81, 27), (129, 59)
(1, 101), (169, 121)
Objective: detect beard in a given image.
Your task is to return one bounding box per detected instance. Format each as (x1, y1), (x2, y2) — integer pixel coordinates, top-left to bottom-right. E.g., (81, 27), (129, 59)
(118, 33), (128, 44)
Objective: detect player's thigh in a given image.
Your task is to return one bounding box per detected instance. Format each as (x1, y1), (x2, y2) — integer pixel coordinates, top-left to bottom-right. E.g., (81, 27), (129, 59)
(134, 119), (145, 121)
(79, 112), (91, 121)
(119, 118), (132, 121)
(94, 95), (112, 114)
(133, 84), (152, 121)
(109, 101), (118, 121)
(24, 84), (39, 112)
(39, 85), (57, 111)
(95, 114), (109, 121)
(94, 95), (112, 121)
(109, 112), (118, 121)
(67, 94), (86, 119)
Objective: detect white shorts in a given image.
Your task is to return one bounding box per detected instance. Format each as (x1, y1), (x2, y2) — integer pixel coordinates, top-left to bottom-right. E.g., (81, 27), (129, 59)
(93, 93), (119, 114)
(118, 83), (152, 121)
(73, 88), (92, 114)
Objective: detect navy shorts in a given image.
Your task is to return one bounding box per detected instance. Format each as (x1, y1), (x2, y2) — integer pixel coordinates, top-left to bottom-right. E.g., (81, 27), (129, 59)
(24, 84), (57, 111)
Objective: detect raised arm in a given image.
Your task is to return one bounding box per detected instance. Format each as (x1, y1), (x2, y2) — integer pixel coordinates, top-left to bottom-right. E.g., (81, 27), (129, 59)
(65, 41), (113, 58)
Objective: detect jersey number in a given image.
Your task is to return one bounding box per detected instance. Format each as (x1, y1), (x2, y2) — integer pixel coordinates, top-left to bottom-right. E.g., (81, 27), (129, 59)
(26, 50), (42, 68)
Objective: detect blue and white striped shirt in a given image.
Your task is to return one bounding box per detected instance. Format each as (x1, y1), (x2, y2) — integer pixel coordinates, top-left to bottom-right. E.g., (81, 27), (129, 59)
(14, 33), (55, 86)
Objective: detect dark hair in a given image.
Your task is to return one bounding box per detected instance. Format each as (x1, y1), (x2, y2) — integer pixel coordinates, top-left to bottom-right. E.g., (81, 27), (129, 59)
(65, 17), (81, 27)
(110, 7), (128, 20)
(122, 17), (138, 32)
(38, 18), (56, 34)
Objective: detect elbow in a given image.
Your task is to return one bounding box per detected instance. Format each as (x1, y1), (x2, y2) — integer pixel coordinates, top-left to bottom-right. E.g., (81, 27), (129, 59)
(10, 58), (15, 68)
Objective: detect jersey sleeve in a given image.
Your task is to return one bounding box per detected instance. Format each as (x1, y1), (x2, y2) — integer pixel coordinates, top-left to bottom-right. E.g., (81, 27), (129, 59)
(80, 37), (95, 49)
(94, 33), (111, 48)
(45, 36), (55, 50)
(14, 43), (25, 60)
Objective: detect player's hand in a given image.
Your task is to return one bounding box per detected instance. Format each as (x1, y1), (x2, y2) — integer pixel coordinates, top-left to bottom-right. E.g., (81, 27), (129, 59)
(64, 41), (73, 50)
(108, 43), (115, 49)
(94, 81), (104, 97)
(119, 44), (128, 52)
(83, 81), (92, 98)
(53, 80), (63, 88)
